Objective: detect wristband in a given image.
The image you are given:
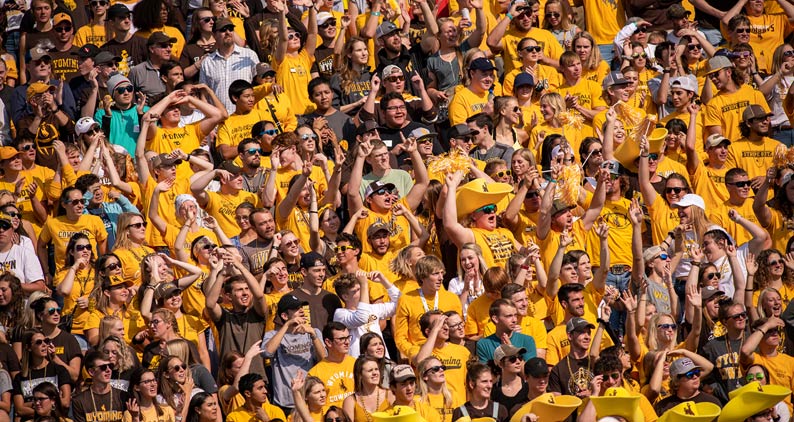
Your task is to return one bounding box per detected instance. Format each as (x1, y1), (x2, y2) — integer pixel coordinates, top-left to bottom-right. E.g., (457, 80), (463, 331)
(640, 154), (649, 158)
(506, 12), (514, 19)
(745, 289), (754, 292)
(663, 69), (672, 74)
(371, 11), (381, 15)
(185, 153), (191, 161)
(691, 261), (701, 267)
(597, 318), (608, 326)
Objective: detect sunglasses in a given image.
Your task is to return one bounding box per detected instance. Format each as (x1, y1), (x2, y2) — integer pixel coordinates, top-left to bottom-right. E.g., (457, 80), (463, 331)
(19, 144), (34, 151)
(74, 244), (91, 252)
(665, 187), (685, 195)
(334, 245), (356, 253)
(423, 365), (446, 376)
(46, 307), (61, 315)
(687, 44), (700, 51)
(373, 188), (393, 196)
(319, 19), (337, 27)
(2, 211), (18, 219)
(262, 129), (279, 136)
(785, 50), (794, 58)
(200, 16), (216, 23)
(94, 363), (113, 372)
(502, 355), (522, 363)
(526, 190), (540, 199)
(417, 138), (434, 145)
(545, 12), (560, 18)
(0, 221), (11, 232)
(523, 46), (542, 53)
(491, 170), (512, 178)
(604, 372), (621, 380)
(201, 243), (218, 250)
(91, 0), (108, 4)
(287, 32), (299, 40)
(245, 148), (263, 155)
(657, 323), (677, 330)
(768, 259), (783, 267)
(170, 363), (188, 372)
(631, 52), (648, 59)
(156, 43), (172, 49)
(116, 85), (134, 94)
(33, 338), (53, 345)
(128, 222), (147, 230)
(658, 253), (669, 260)
(301, 133), (318, 141)
(704, 272), (720, 281)
(54, 25), (73, 33)
(733, 51), (751, 58)
(283, 239), (300, 247)
(609, 173), (620, 181)
(746, 373), (765, 382)
(633, 26), (648, 34)
(728, 180), (751, 188)
(512, 106), (521, 113)
(647, 153), (659, 161)
(104, 262), (121, 272)
(326, 418), (344, 422)
(735, 28), (750, 34)
(680, 369), (701, 379)
(216, 26), (235, 33)
(475, 204), (497, 214)
(386, 75), (405, 82)
(727, 311), (748, 320)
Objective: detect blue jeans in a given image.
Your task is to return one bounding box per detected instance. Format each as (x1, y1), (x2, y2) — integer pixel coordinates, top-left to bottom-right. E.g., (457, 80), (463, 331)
(606, 270), (631, 338)
(774, 128), (794, 147)
(599, 44), (616, 68)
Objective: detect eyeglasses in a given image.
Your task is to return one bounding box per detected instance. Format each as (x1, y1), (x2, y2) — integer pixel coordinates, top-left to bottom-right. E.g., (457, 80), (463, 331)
(647, 153), (659, 161)
(202, 243), (218, 250)
(544, 12), (560, 18)
(502, 355), (522, 363)
(768, 259), (783, 267)
(245, 148), (263, 155)
(386, 105), (407, 112)
(657, 323), (677, 330)
(216, 26), (235, 33)
(665, 187), (685, 195)
(604, 372), (621, 380)
(447, 321), (464, 330)
(54, 25), (73, 33)
(33, 338), (53, 345)
(727, 311), (748, 320)
(140, 378), (157, 385)
(735, 28), (750, 34)
(475, 204), (497, 214)
(523, 46), (542, 53)
(0, 221), (11, 232)
(386, 75), (405, 83)
(301, 133), (318, 141)
(704, 272), (720, 281)
(199, 16), (216, 23)
(127, 221), (147, 229)
(733, 51), (751, 58)
(423, 365), (446, 376)
(687, 44), (700, 51)
(116, 85), (134, 94)
(335, 245), (356, 253)
(156, 43), (173, 49)
(74, 244), (91, 252)
(32, 396), (50, 403)
(287, 32), (299, 40)
(491, 170), (512, 178)
(631, 52), (648, 59)
(746, 373), (765, 382)
(319, 19), (337, 27)
(90, 0), (108, 5)
(170, 363), (188, 372)
(680, 369), (701, 379)
(333, 335), (352, 342)
(46, 307), (61, 315)
(728, 180), (751, 188)
(104, 262), (121, 272)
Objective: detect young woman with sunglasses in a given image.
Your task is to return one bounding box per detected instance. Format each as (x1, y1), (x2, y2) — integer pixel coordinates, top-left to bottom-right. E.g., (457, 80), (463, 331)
(542, 0), (579, 49)
(740, 316), (793, 380)
(183, 8), (217, 82)
(140, 309), (202, 370)
(12, 329), (72, 419)
(53, 233), (97, 348)
(126, 367), (175, 422)
(112, 212), (155, 288)
(273, 1), (318, 115)
(31, 382), (66, 422)
(98, 334), (140, 390)
(749, 249), (794, 310)
(0, 202), (36, 252)
(416, 357), (457, 422)
(29, 297), (82, 383)
(84, 253), (142, 348)
(342, 356), (389, 421)
(74, 0), (109, 47)
(492, 96), (529, 150)
(156, 355), (199, 422)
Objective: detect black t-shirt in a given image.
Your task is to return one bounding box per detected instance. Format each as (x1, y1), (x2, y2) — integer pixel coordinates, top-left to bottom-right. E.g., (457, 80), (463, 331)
(654, 391), (722, 415)
(492, 379), (529, 415)
(217, 308), (267, 377)
(0, 343), (20, 376)
(72, 387), (127, 422)
(311, 44), (335, 80)
(290, 288), (342, 331)
(451, 401), (508, 422)
(12, 362), (73, 401)
(50, 330), (82, 372)
(102, 36), (149, 78)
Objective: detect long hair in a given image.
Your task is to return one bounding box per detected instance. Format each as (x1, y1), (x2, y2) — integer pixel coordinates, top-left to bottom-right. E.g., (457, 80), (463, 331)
(389, 245), (423, 281)
(303, 375), (326, 407)
(353, 356), (382, 394)
(156, 355), (189, 410)
(65, 232), (94, 268)
(132, 0), (166, 30)
(113, 212), (146, 251)
(416, 357), (452, 410)
(21, 328), (47, 378)
(756, 249), (794, 290)
(0, 273), (25, 329)
(91, 254), (125, 313)
(571, 32), (601, 71)
(646, 313), (678, 352)
(540, 92), (565, 126)
(465, 362), (492, 392)
(257, 19), (279, 59)
(337, 37), (368, 94)
(99, 335), (136, 373)
(165, 338), (195, 365)
(186, 392), (213, 422)
(757, 288), (783, 319)
(129, 368), (165, 416)
(542, 0), (574, 30)
(187, 7), (212, 44)
(493, 96), (518, 127)
(218, 351), (244, 387)
(456, 243), (487, 283)
(32, 382), (64, 419)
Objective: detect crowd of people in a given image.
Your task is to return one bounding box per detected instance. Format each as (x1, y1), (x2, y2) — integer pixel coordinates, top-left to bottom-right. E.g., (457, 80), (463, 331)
(0, 0), (791, 420)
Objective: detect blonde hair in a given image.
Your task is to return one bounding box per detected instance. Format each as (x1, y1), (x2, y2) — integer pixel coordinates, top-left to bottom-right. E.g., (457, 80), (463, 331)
(542, 0), (574, 30)
(417, 357), (453, 410)
(571, 32), (602, 71)
(113, 212), (146, 251)
(646, 313), (677, 351)
(456, 243), (487, 281)
(757, 288), (783, 319)
(99, 335), (136, 373)
(540, 92), (565, 126)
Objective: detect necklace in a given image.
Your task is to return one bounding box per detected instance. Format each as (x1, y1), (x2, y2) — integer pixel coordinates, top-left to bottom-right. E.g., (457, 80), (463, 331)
(724, 332), (744, 373)
(357, 389), (382, 422)
(419, 289), (439, 312)
(90, 385), (112, 415)
(565, 354), (592, 395)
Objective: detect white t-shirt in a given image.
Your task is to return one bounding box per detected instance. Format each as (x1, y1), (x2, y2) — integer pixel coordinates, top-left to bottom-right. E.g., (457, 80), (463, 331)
(0, 243), (44, 283)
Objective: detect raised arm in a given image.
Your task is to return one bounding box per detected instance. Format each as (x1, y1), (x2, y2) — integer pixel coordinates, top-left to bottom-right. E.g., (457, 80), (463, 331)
(730, 209), (771, 252)
(346, 140), (371, 214)
(273, 0), (289, 64)
(684, 104), (701, 175)
(746, 252), (759, 320)
(402, 135), (429, 211)
(487, 1), (519, 52)
(276, 160), (311, 218)
(546, 231), (572, 299)
(620, 290), (642, 362)
(637, 134), (658, 207)
(721, 0), (747, 27)
(442, 171), (475, 247)
(753, 167), (775, 228)
(204, 255), (225, 321)
(683, 284), (702, 352)
(148, 179), (174, 236)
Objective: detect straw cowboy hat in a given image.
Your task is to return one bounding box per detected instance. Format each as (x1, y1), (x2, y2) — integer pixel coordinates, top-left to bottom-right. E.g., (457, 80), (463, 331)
(718, 381), (791, 422)
(614, 127), (668, 173)
(590, 387), (643, 422)
(372, 406), (424, 422)
(455, 178), (513, 218)
(508, 393), (582, 422)
(658, 401), (721, 422)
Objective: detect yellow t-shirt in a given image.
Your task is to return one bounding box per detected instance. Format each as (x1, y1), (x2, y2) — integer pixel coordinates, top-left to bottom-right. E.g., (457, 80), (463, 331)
(307, 356), (356, 408)
(708, 198), (759, 247)
(252, 92), (298, 133)
(135, 26), (186, 60)
(647, 195), (681, 246)
(264, 290), (288, 333)
(226, 403), (287, 422)
(205, 190), (261, 238)
(557, 78), (606, 135)
(275, 49), (315, 115)
(503, 65), (562, 96)
(274, 204), (313, 252)
(751, 352), (794, 413)
(85, 306), (146, 346)
(703, 85), (769, 143)
(163, 223), (218, 265)
(726, 137), (782, 181)
(357, 254), (398, 302)
(113, 245), (156, 287)
(745, 13), (793, 73)
(691, 164), (730, 211)
(581, 60), (610, 85)
(448, 87), (490, 126)
(544, 321), (615, 366)
(54, 267), (94, 334)
(581, 0), (625, 44)
(394, 288), (463, 359)
(430, 342), (471, 406)
(0, 171), (51, 236)
(471, 227), (516, 269)
(74, 24), (107, 47)
(539, 219), (587, 270)
(766, 209), (794, 253)
(586, 197), (633, 266)
(654, 158), (690, 185)
(354, 198), (412, 255)
(419, 393), (460, 422)
(146, 123), (202, 181)
(501, 26), (564, 76)
(661, 109), (706, 160)
(592, 105), (646, 141)
(123, 404), (175, 422)
(39, 215), (108, 273)
(464, 294), (495, 337)
(273, 165), (329, 204)
(142, 177), (191, 248)
(511, 207), (540, 247)
(216, 109), (270, 155)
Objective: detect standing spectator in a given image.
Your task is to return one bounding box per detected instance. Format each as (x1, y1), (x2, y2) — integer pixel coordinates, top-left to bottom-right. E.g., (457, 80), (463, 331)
(307, 322), (356, 408)
(101, 4), (149, 77)
(74, 0), (109, 47)
(199, 17), (259, 113)
(95, 74), (148, 157)
(48, 12), (81, 82)
(704, 56), (769, 142)
(132, 0), (186, 59)
(273, 2), (318, 115)
(475, 299), (536, 364)
(129, 32), (177, 105)
(291, 252), (343, 331)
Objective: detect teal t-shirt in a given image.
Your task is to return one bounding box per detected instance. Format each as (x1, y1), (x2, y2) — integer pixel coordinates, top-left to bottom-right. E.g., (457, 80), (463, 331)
(95, 104), (150, 156)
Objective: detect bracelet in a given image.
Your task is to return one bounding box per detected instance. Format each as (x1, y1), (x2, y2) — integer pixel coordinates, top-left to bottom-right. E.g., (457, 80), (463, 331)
(308, 211), (318, 214)
(747, 274), (754, 278)
(640, 154), (649, 158)
(663, 69), (672, 74)
(745, 289), (754, 292)
(185, 153), (191, 161)
(691, 261), (701, 267)
(506, 12), (514, 19)
(371, 11), (381, 15)
(597, 318), (608, 326)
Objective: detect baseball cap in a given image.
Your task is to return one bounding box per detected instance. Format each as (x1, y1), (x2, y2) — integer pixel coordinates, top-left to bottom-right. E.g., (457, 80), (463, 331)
(666, 4), (691, 19)
(94, 51), (121, 66)
(356, 119), (380, 136)
(300, 251), (326, 269)
(551, 199), (575, 216)
(381, 64), (403, 80)
(670, 357), (702, 378)
(53, 11), (72, 26)
(409, 127), (437, 142)
(602, 71), (630, 89)
(107, 3), (131, 19)
(448, 124), (478, 139)
(155, 282), (181, 302)
(219, 161), (243, 176)
(376, 21), (399, 38)
(149, 153), (182, 168)
(742, 104), (773, 123)
(147, 31), (178, 45)
(316, 12), (334, 26)
(256, 62), (276, 78)
(642, 245), (665, 264)
(75, 116), (100, 136)
(706, 56), (733, 75)
(367, 221), (391, 238)
(364, 181), (396, 198)
(108, 74), (132, 94)
(213, 17), (235, 32)
(391, 365), (417, 382)
(493, 344), (526, 363)
(514, 72), (535, 88)
(671, 193), (706, 211)
(102, 275), (133, 290)
(566, 317), (595, 333)
(469, 57), (496, 71)
(524, 357), (550, 377)
(26, 82), (55, 99)
(705, 133), (731, 148)
(702, 285), (725, 302)
(601, 159), (620, 175)
(27, 46), (51, 62)
(670, 74), (698, 93)
(0, 147), (20, 161)
(276, 294), (309, 316)
(72, 44), (100, 59)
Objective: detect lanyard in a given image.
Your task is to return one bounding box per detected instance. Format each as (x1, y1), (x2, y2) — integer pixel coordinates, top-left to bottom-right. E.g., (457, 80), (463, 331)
(419, 289), (438, 312)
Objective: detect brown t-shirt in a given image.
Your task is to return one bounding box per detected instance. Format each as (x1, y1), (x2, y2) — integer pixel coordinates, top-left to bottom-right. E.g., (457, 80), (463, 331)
(217, 308), (267, 377)
(49, 46), (81, 82)
(71, 387), (126, 422)
(102, 36), (149, 78)
(290, 288), (343, 332)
